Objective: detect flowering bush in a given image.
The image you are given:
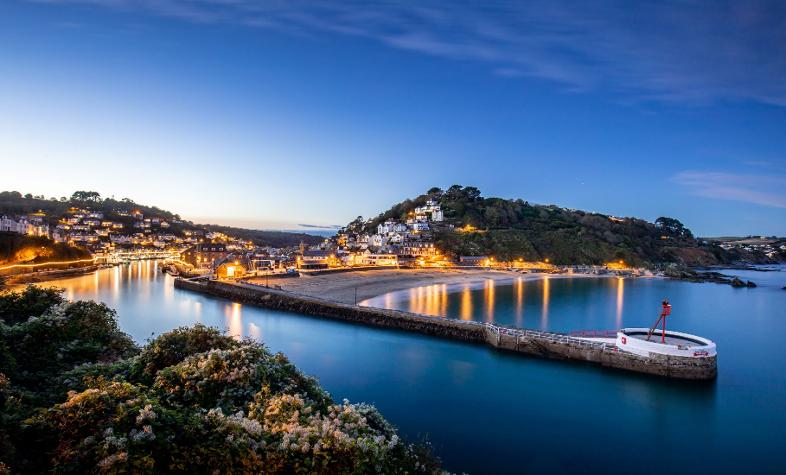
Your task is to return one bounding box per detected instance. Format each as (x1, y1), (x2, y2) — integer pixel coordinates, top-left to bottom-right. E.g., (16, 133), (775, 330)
(130, 324), (240, 385)
(0, 288), (443, 473)
(153, 344), (331, 412)
(0, 287), (137, 402)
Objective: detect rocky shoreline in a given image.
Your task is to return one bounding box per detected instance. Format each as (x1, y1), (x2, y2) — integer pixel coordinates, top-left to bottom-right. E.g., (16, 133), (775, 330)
(664, 267), (757, 288)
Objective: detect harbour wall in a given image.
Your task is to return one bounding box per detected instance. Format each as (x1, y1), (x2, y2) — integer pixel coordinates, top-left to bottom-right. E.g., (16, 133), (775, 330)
(174, 278), (717, 380)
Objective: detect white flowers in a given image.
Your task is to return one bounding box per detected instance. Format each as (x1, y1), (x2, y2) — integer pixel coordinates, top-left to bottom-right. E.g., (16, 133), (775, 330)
(129, 425), (155, 442)
(136, 404), (157, 424)
(259, 393), (402, 459)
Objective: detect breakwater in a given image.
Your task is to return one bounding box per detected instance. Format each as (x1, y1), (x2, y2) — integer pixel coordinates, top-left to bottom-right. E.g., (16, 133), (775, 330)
(174, 278), (717, 380)
(1, 264), (101, 287)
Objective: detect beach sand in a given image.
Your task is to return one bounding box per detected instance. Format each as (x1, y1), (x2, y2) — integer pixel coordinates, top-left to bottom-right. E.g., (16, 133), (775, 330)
(246, 268), (532, 305)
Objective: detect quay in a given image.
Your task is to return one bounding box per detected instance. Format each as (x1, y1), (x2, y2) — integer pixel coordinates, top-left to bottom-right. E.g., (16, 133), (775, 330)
(174, 278), (717, 380)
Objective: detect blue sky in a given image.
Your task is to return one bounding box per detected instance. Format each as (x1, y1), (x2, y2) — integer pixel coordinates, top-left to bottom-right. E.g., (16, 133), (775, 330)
(1, 0), (785, 236)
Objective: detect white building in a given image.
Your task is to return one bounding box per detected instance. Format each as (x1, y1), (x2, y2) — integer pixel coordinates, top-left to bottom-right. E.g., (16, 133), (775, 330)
(414, 199), (443, 222)
(361, 253), (398, 266)
(0, 215), (49, 237)
(370, 234), (388, 247)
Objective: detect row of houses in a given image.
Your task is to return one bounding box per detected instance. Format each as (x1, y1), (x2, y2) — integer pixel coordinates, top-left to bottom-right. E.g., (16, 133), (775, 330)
(719, 239), (786, 259)
(0, 214), (50, 237)
(336, 199), (445, 258)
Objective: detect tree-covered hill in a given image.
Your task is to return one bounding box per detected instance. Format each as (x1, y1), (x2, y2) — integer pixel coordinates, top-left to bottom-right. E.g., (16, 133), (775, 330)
(0, 191), (322, 248)
(202, 224), (324, 248)
(0, 191), (180, 226)
(359, 185), (774, 267)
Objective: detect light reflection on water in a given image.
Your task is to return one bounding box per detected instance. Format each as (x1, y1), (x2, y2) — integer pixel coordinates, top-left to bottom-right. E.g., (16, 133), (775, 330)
(364, 275), (646, 332)
(24, 262), (786, 475)
(616, 276), (624, 327)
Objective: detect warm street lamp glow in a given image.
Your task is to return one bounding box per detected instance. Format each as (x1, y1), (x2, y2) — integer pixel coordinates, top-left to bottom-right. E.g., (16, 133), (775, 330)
(0, 257), (96, 271)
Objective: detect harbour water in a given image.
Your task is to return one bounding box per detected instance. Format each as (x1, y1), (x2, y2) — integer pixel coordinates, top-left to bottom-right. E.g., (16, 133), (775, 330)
(38, 263), (786, 474)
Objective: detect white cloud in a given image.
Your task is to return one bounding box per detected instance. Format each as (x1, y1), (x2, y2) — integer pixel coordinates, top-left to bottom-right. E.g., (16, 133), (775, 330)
(672, 171), (786, 208)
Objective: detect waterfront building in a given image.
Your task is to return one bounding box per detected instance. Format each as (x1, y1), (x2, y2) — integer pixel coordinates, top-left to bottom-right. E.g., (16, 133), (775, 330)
(402, 241), (437, 257)
(460, 255), (490, 266)
(215, 259), (248, 279)
(363, 253), (399, 266)
(298, 249), (333, 269)
(182, 242), (229, 269)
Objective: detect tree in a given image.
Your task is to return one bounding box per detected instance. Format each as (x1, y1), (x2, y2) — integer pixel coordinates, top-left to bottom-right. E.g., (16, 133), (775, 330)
(445, 185), (464, 200)
(427, 187), (443, 197)
(463, 186), (481, 201)
(655, 217), (694, 239)
(23, 193), (32, 199)
(70, 191), (101, 203)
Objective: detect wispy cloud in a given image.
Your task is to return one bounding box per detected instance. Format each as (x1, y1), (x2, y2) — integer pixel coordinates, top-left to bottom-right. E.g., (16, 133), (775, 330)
(672, 171), (786, 208)
(31, 0), (786, 106)
(298, 223), (340, 229)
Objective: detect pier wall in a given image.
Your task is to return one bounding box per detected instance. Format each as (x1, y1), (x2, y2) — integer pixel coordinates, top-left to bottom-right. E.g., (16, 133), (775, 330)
(174, 278), (717, 380)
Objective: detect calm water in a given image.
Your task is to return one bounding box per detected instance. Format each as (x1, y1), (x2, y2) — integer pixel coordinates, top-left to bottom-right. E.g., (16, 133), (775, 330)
(37, 262), (786, 474)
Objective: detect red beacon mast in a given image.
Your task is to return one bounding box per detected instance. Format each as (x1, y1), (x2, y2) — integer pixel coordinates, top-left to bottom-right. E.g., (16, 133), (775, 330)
(647, 299), (672, 343)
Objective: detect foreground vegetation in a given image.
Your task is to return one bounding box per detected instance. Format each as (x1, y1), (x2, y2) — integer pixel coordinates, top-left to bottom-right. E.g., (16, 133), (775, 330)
(0, 286), (440, 473)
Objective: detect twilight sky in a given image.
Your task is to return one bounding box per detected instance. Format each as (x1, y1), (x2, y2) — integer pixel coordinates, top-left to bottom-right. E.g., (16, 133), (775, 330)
(1, 0), (785, 236)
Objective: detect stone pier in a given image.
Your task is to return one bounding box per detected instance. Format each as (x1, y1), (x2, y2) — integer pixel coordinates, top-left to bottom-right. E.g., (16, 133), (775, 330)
(174, 278), (717, 380)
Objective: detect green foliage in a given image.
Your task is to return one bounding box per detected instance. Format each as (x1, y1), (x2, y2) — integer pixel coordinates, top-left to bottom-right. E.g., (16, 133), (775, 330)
(70, 191), (102, 203)
(0, 285), (64, 325)
(152, 345), (331, 413)
(130, 324), (239, 385)
(0, 191), (322, 249)
(0, 288), (138, 399)
(365, 185), (724, 266)
(656, 216), (694, 239)
(201, 224), (325, 248)
(0, 289), (441, 473)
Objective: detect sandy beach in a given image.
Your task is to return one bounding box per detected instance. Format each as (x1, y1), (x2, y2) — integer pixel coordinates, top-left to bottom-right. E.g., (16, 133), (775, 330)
(246, 268), (537, 305)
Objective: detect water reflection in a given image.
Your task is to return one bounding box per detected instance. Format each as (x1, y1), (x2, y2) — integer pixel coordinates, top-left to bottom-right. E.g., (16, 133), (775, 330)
(365, 275), (646, 333)
(460, 285), (472, 320)
(616, 277), (624, 327)
(226, 302), (243, 339)
(541, 277), (550, 330)
(484, 279), (495, 323)
(515, 278), (525, 327)
(24, 262), (786, 475)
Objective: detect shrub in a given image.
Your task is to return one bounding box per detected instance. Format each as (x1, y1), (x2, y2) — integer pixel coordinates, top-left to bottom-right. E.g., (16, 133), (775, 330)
(130, 324), (239, 385)
(0, 290), (442, 473)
